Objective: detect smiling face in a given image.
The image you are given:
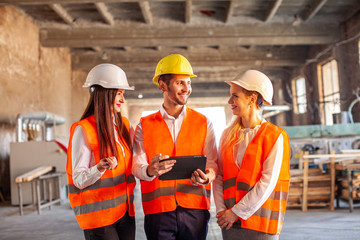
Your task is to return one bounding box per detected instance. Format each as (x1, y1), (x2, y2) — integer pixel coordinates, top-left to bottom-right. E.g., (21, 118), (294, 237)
(228, 84), (253, 117)
(161, 74), (192, 106)
(113, 89), (125, 113)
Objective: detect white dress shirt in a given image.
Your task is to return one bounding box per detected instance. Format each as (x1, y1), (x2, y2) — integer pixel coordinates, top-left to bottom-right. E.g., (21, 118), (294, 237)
(132, 105), (218, 181)
(71, 122), (134, 190)
(213, 119), (284, 220)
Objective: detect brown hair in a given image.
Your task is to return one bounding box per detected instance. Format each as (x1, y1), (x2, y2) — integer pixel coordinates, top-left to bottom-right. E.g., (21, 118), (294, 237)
(80, 85), (132, 159)
(158, 74), (174, 87)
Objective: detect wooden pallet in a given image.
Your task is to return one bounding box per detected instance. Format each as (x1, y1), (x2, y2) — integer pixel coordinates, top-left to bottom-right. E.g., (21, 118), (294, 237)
(287, 151), (335, 211)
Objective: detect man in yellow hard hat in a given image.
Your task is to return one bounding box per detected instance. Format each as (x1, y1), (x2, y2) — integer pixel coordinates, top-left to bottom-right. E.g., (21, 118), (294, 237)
(132, 54), (218, 240)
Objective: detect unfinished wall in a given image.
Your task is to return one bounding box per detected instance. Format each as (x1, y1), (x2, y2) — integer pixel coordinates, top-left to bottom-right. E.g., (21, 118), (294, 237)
(0, 6), (74, 200)
(338, 11), (360, 123)
(70, 70), (89, 124)
(290, 11), (360, 125)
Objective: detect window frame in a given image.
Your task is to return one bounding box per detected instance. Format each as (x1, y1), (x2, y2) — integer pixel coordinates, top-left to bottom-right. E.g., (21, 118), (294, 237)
(291, 76), (307, 114)
(318, 59), (340, 125)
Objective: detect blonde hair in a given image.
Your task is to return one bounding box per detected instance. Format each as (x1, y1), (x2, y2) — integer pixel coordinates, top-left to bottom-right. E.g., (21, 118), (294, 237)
(221, 116), (243, 150)
(221, 88), (263, 150)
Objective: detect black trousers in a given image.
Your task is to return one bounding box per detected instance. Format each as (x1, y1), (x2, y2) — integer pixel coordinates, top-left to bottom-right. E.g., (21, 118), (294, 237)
(83, 211), (135, 240)
(144, 206), (210, 240)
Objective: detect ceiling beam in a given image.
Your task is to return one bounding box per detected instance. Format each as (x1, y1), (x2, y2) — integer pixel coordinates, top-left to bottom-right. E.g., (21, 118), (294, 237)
(73, 58), (304, 69)
(40, 24), (339, 47)
(302, 0), (328, 21)
(138, 1), (153, 24)
(49, 3), (74, 25)
(225, 0), (235, 23)
(94, 2), (114, 25)
(185, 0), (192, 24)
(264, 0), (282, 22)
(71, 48), (306, 70)
(43, 35), (338, 47)
(2, 0), (251, 3)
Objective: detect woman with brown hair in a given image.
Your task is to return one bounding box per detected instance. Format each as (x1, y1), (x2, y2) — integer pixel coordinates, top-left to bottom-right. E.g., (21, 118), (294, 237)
(66, 64), (136, 240)
(214, 70), (291, 240)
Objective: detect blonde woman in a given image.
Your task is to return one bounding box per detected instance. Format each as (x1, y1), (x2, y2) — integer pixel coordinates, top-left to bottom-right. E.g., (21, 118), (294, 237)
(214, 70), (291, 240)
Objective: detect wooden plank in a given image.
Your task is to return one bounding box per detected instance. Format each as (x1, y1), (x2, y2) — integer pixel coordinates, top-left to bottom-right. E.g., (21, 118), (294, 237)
(303, 153), (360, 159)
(302, 152), (309, 211)
(185, 0), (192, 23)
(264, 0), (282, 22)
(139, 1), (153, 24)
(94, 2), (115, 25)
(49, 3), (75, 25)
(341, 179), (360, 187)
(330, 150), (335, 211)
(15, 166), (53, 183)
(289, 186), (331, 195)
(291, 175), (331, 181)
(224, 0), (235, 23)
(288, 194), (331, 201)
(302, 0), (328, 21)
(341, 189), (360, 199)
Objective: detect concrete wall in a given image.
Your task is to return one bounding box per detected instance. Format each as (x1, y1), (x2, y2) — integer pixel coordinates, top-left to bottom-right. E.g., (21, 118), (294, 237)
(0, 5), (73, 137)
(0, 6), (78, 200)
(70, 70), (90, 123)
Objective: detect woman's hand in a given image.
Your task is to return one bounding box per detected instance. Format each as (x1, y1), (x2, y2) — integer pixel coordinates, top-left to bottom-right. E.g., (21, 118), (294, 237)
(146, 153), (176, 177)
(216, 209), (238, 230)
(97, 156), (118, 172)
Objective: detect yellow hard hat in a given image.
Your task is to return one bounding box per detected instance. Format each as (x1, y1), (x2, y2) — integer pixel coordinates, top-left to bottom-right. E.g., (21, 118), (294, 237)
(152, 54), (197, 85)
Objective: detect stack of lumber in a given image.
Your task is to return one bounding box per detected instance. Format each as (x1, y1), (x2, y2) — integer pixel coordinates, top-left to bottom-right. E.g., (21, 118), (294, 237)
(288, 167), (332, 210)
(339, 172), (360, 200)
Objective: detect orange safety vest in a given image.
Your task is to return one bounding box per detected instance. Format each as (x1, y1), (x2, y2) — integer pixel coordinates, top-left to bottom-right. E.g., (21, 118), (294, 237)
(222, 122), (290, 235)
(140, 108), (210, 215)
(66, 115), (135, 230)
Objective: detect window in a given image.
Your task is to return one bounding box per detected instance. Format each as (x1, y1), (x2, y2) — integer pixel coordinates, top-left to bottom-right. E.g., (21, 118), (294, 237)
(291, 77), (307, 114)
(195, 107), (226, 145)
(320, 59), (340, 125)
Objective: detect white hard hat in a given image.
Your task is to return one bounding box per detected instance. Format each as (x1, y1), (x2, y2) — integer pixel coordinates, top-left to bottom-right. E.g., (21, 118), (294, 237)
(225, 70), (273, 105)
(83, 63), (134, 90)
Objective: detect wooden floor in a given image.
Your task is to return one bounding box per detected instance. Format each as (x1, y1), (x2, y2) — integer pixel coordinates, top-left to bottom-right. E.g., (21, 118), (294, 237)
(1, 184), (360, 240)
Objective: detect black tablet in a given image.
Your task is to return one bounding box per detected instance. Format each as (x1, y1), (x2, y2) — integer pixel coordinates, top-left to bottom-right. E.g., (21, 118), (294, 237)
(158, 155), (207, 180)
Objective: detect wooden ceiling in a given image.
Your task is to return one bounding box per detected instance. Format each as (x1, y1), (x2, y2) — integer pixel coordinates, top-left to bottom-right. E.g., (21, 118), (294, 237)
(3, 0), (360, 99)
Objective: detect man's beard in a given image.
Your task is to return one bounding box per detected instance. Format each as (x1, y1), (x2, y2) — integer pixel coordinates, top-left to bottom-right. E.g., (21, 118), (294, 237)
(168, 86), (189, 105)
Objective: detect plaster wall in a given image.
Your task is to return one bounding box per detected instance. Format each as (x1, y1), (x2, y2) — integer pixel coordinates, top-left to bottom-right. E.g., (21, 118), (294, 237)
(0, 6), (74, 199)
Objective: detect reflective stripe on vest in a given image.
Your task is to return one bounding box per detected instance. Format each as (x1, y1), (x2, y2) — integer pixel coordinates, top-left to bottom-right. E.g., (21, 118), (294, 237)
(222, 122), (290, 235)
(140, 108), (210, 214)
(66, 115), (135, 230)
(141, 183), (211, 202)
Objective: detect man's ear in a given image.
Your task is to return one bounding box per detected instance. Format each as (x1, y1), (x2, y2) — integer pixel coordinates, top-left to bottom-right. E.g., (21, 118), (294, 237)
(158, 81), (167, 92)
